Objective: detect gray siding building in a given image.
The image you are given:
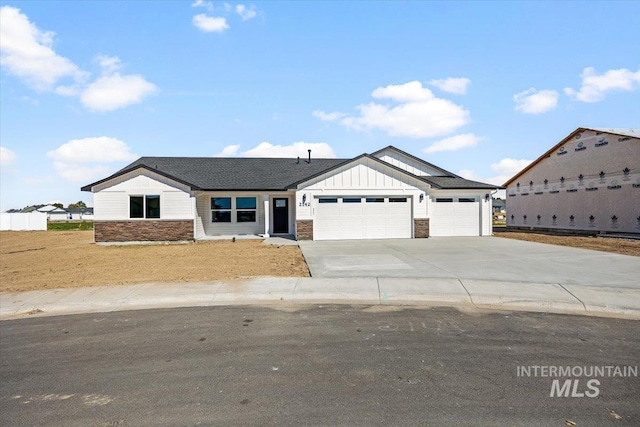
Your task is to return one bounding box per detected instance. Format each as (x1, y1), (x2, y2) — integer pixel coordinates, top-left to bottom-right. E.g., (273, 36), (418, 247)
(504, 127), (640, 235)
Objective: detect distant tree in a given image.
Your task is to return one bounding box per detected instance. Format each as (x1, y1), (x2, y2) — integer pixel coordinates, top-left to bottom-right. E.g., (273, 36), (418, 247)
(53, 203), (64, 209)
(67, 201), (87, 209)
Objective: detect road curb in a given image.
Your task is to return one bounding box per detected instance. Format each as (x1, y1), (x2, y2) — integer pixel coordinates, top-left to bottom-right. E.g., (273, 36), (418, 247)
(1, 278), (639, 321)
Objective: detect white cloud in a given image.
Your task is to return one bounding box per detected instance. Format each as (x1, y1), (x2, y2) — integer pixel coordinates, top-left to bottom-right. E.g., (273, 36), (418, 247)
(0, 7), (156, 112)
(1, 146), (16, 167)
(458, 158), (533, 189)
(95, 54), (122, 74)
(192, 0), (214, 12)
(429, 77), (471, 95)
(318, 81), (471, 139)
(80, 74), (157, 112)
(216, 142), (337, 158)
(0, 6), (86, 91)
(312, 110), (346, 121)
(564, 67), (640, 103)
(371, 80), (434, 102)
(193, 14), (229, 33)
(423, 133), (483, 154)
(236, 4), (257, 21)
(47, 136), (137, 182)
(215, 144), (240, 157)
(513, 88), (559, 114)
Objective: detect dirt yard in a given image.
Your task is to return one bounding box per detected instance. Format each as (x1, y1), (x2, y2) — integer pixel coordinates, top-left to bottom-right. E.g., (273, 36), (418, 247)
(496, 232), (640, 257)
(0, 231), (309, 293)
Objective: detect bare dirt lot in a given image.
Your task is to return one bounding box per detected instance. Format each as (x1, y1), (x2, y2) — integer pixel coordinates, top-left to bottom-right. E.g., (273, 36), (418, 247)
(496, 231), (640, 257)
(0, 231), (309, 293)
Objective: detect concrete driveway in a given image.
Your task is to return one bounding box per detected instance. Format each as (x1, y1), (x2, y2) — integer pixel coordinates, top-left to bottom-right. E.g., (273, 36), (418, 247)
(298, 237), (640, 288)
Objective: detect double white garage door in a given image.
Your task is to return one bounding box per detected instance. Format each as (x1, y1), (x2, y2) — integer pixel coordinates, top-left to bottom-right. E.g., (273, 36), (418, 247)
(314, 196), (412, 240)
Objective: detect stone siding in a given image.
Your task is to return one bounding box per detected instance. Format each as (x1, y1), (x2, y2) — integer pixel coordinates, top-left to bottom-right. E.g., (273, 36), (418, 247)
(94, 220), (193, 242)
(296, 220), (313, 240)
(414, 218), (430, 238)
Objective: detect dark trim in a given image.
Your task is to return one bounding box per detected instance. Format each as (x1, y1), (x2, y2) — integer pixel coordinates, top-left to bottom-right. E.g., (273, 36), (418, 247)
(81, 164), (201, 192)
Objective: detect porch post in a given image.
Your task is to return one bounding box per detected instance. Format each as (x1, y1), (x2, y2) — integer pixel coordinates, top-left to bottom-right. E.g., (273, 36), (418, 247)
(262, 195), (270, 237)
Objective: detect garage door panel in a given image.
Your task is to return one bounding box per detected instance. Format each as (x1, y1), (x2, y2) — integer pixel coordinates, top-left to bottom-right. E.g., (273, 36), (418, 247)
(314, 197), (411, 240)
(430, 202), (480, 237)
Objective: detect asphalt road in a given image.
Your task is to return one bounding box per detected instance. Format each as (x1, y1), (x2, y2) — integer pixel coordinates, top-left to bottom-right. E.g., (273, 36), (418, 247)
(1, 305), (638, 426)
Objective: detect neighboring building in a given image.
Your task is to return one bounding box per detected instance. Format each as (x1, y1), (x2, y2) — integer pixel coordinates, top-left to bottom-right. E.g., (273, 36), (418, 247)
(63, 208), (94, 221)
(81, 146), (499, 242)
(504, 127), (640, 235)
(45, 207), (70, 221)
(492, 199), (506, 220)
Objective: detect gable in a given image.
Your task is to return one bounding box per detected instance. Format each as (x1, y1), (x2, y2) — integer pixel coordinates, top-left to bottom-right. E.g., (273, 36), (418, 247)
(372, 146), (455, 177)
(295, 156), (430, 191)
(504, 127), (640, 187)
(505, 129), (639, 189)
(92, 168), (193, 194)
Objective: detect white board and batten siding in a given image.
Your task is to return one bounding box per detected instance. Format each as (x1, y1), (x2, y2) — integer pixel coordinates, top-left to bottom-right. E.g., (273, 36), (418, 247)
(373, 148), (444, 177)
(296, 157), (430, 240)
(92, 170), (195, 221)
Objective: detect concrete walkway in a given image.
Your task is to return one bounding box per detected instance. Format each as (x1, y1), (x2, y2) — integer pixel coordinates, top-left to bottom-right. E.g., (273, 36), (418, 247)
(2, 277), (639, 321)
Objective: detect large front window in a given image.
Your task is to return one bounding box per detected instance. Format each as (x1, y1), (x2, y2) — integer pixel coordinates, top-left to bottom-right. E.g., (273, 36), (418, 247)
(211, 197), (232, 222)
(236, 197), (257, 222)
(130, 195), (160, 219)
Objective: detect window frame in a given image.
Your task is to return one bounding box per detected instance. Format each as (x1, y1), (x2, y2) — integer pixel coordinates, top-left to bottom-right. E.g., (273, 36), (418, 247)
(211, 197), (232, 223)
(389, 197), (407, 203)
(129, 195), (161, 219)
(236, 197), (257, 223)
(365, 197), (384, 203)
(435, 198), (454, 203)
(318, 198), (338, 204)
(458, 197), (476, 203)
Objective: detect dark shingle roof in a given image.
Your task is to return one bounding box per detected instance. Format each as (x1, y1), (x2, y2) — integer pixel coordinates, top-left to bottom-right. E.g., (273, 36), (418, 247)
(82, 157), (349, 191)
(81, 147), (501, 192)
(419, 176), (499, 189)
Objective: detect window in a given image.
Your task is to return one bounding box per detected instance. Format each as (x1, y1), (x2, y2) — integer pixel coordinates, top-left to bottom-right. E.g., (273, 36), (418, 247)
(211, 197), (231, 222)
(389, 198), (407, 203)
(366, 198), (384, 203)
(130, 195), (160, 219)
(342, 198), (361, 203)
(436, 198), (453, 203)
(318, 198), (338, 203)
(458, 198), (476, 203)
(145, 195), (160, 218)
(130, 196), (144, 218)
(236, 197), (256, 222)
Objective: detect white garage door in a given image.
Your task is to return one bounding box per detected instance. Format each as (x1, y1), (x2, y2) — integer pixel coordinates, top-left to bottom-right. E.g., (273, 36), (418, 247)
(314, 196), (412, 240)
(430, 199), (480, 236)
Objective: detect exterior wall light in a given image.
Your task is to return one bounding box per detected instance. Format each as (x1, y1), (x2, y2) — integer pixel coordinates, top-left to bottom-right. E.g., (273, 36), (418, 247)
(419, 193), (424, 203)
(302, 194), (307, 204)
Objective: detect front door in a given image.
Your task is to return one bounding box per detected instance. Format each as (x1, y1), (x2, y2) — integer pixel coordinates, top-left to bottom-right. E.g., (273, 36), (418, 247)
(273, 198), (289, 234)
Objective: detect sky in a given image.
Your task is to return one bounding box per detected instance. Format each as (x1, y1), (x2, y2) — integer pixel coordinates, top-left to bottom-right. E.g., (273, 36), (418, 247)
(1, 1), (639, 210)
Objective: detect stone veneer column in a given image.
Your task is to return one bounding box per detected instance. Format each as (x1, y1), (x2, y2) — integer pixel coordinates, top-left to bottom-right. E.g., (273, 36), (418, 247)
(296, 220), (313, 240)
(414, 218), (430, 238)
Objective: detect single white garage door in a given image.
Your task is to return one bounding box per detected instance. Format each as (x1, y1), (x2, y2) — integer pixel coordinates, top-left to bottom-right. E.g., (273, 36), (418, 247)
(314, 196), (412, 240)
(430, 199), (480, 236)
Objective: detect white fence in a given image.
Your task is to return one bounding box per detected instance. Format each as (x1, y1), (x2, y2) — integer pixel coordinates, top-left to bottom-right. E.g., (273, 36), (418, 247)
(0, 212), (47, 231)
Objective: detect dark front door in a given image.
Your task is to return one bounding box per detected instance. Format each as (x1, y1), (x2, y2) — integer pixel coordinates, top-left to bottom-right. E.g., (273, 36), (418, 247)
(273, 198), (289, 234)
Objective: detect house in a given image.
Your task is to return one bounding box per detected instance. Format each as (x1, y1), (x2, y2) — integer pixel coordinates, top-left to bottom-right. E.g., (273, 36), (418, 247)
(504, 127), (640, 234)
(36, 205), (68, 221)
(63, 208), (94, 221)
(81, 146), (499, 242)
(492, 199), (506, 220)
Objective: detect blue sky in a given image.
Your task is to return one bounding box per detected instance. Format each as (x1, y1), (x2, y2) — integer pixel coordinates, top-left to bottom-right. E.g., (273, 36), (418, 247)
(1, 1), (639, 210)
